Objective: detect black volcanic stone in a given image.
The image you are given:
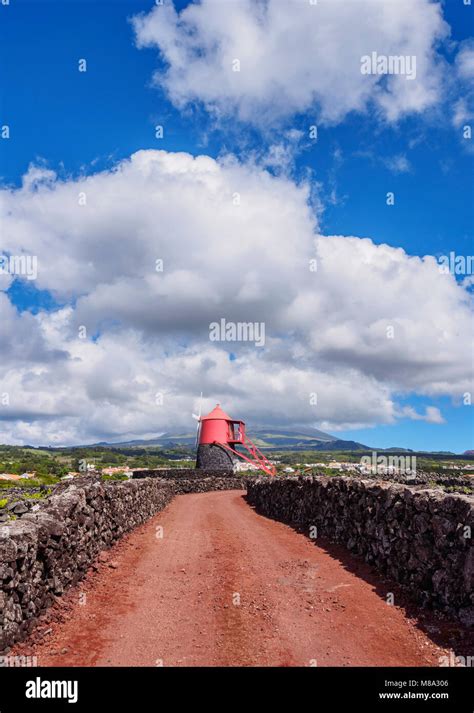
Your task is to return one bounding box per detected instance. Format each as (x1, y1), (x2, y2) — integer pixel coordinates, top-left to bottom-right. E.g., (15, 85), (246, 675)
(196, 444), (235, 472)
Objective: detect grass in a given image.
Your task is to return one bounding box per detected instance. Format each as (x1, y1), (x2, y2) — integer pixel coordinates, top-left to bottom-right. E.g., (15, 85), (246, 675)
(23, 490), (51, 499)
(0, 475), (60, 489)
(445, 485), (473, 495)
(101, 473), (129, 481)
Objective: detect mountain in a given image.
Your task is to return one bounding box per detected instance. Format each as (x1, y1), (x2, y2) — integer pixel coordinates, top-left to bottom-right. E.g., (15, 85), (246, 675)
(246, 427), (335, 449)
(312, 439), (370, 451)
(252, 427), (336, 442)
(86, 427), (371, 451)
(92, 434), (196, 448)
(383, 447), (414, 452)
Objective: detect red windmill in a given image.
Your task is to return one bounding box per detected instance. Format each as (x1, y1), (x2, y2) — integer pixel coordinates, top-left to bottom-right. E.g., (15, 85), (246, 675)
(194, 401), (276, 476)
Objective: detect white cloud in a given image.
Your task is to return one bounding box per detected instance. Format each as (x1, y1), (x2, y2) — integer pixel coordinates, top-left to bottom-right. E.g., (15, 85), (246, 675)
(383, 154), (412, 173)
(0, 149), (471, 445)
(455, 42), (474, 82)
(452, 40), (474, 130)
(452, 97), (472, 129)
(399, 405), (445, 424)
(132, 0), (449, 127)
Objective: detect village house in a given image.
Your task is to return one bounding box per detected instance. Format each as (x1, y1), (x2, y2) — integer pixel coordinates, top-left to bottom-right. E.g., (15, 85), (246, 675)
(101, 466), (133, 476)
(233, 462), (259, 472)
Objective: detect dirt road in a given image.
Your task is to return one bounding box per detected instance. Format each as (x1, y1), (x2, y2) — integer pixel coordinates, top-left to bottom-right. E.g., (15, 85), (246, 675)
(16, 490), (452, 666)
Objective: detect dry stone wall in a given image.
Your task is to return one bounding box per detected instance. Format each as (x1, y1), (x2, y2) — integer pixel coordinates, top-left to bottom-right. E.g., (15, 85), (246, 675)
(246, 476), (474, 625)
(171, 476), (247, 493)
(131, 468), (251, 481)
(351, 471), (473, 492)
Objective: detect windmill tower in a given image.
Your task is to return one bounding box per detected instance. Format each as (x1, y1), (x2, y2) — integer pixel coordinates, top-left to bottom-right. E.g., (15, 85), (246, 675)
(194, 401), (276, 476)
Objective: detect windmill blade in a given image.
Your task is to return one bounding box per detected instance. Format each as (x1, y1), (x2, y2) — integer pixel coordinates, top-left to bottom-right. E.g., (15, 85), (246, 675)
(193, 392), (203, 447)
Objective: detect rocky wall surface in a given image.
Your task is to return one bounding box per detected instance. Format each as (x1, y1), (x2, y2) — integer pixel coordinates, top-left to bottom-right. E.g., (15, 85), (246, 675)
(132, 468), (240, 479)
(195, 443), (235, 472)
(171, 476), (247, 493)
(351, 471), (474, 492)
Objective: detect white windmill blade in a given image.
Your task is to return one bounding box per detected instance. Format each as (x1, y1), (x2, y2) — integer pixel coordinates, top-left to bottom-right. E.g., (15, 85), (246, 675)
(192, 392), (203, 420)
(193, 392), (203, 447)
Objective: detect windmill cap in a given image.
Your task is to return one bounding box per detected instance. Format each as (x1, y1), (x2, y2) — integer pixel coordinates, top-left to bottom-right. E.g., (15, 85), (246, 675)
(201, 404), (234, 421)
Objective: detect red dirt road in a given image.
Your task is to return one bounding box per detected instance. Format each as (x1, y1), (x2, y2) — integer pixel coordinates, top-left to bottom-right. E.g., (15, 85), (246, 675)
(16, 490), (454, 667)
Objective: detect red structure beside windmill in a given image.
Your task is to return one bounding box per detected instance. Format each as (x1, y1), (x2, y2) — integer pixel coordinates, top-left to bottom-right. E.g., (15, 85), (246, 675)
(195, 403), (276, 476)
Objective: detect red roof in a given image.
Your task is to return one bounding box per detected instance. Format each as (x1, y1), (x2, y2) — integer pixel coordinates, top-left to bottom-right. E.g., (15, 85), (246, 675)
(201, 404), (233, 421)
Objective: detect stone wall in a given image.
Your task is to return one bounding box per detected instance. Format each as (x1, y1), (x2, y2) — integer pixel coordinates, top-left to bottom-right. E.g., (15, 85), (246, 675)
(132, 468), (241, 479)
(246, 476), (474, 625)
(0, 485), (56, 526)
(171, 476), (247, 493)
(0, 475), (244, 651)
(350, 471), (474, 492)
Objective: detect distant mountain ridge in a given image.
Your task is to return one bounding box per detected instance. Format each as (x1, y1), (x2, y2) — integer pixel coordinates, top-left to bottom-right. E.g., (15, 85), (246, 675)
(88, 427), (371, 451)
(14, 426), (464, 454)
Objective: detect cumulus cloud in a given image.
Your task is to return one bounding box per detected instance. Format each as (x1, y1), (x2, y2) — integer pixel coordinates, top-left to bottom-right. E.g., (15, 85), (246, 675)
(132, 0), (449, 126)
(1, 149), (472, 445)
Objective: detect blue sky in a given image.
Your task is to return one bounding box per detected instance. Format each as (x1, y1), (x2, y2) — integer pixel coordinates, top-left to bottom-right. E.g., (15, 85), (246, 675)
(1, 0), (472, 260)
(0, 0), (473, 451)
